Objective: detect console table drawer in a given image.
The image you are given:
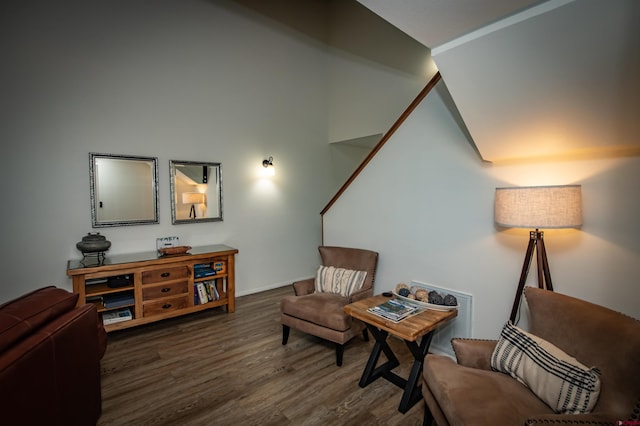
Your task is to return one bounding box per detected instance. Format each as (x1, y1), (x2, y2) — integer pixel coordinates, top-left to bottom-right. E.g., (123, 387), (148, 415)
(142, 266), (189, 284)
(143, 295), (190, 317)
(142, 281), (188, 301)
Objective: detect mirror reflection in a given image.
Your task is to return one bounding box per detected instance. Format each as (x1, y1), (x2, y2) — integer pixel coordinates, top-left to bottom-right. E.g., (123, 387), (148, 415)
(89, 153), (159, 227)
(170, 160), (223, 224)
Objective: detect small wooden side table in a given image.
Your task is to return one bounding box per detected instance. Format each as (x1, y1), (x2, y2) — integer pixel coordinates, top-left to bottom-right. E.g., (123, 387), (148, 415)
(344, 295), (457, 413)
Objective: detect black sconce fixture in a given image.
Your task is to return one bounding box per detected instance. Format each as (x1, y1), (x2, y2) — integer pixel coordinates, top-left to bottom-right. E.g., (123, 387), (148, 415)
(262, 156), (275, 176)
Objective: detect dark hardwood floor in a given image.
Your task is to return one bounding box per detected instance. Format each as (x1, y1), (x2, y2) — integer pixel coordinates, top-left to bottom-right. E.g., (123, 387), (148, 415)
(98, 286), (426, 425)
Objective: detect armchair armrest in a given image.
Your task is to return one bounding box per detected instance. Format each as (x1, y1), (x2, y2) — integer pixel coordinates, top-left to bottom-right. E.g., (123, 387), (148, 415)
(451, 338), (497, 370)
(292, 279), (315, 296)
(348, 286), (373, 303)
(525, 413), (620, 425)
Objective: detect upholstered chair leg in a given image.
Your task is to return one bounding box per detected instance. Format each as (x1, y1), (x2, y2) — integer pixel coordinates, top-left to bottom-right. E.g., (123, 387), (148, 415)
(336, 343), (344, 366)
(282, 325), (290, 345)
(362, 328), (369, 341)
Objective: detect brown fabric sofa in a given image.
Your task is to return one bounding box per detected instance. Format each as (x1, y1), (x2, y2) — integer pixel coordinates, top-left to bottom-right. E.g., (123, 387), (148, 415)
(422, 287), (640, 425)
(0, 286), (107, 425)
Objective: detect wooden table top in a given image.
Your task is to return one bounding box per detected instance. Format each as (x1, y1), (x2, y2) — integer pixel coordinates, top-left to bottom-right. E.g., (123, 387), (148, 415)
(344, 295), (458, 342)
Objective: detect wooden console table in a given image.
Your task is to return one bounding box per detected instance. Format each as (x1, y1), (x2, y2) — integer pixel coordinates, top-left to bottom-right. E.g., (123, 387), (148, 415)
(344, 295), (457, 413)
(67, 244), (238, 332)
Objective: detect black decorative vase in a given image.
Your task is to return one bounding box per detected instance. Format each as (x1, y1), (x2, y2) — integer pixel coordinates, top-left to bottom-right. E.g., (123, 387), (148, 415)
(76, 232), (111, 261)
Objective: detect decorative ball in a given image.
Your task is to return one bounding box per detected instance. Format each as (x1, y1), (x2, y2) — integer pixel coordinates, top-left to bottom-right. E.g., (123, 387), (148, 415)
(395, 283), (409, 293)
(407, 294), (416, 300)
(415, 289), (428, 301)
(444, 294), (458, 306)
(428, 292), (444, 305)
(398, 288), (411, 297)
(409, 286), (420, 295)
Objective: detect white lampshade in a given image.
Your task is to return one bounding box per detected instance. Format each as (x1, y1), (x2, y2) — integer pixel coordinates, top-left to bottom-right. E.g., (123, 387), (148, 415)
(494, 185), (582, 229)
(182, 192), (205, 204)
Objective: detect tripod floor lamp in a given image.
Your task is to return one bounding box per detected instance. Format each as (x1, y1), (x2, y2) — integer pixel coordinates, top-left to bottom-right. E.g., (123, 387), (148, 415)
(494, 185), (583, 323)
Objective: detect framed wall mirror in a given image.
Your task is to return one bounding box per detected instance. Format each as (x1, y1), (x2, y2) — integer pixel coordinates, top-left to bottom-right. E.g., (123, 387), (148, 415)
(89, 153), (159, 227)
(170, 160), (223, 224)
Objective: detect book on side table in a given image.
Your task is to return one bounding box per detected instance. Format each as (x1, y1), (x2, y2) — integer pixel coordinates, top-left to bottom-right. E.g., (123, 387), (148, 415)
(368, 298), (420, 323)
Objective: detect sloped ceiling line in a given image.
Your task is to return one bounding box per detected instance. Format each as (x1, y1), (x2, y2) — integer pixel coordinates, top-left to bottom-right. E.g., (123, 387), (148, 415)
(357, 0), (640, 162)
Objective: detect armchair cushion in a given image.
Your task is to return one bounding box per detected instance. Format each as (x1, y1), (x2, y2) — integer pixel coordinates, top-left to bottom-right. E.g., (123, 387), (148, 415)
(280, 292), (352, 331)
(424, 353), (553, 425)
(491, 321), (601, 414)
(315, 265), (366, 297)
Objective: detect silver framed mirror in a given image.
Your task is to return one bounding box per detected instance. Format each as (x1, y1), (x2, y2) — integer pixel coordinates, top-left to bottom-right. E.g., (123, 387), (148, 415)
(169, 160), (223, 224)
(89, 153), (159, 227)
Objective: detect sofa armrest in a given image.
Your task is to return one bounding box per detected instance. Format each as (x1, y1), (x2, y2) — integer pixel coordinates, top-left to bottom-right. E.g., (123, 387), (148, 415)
(292, 279), (315, 296)
(451, 338), (497, 370)
(526, 413), (620, 425)
(0, 304), (103, 425)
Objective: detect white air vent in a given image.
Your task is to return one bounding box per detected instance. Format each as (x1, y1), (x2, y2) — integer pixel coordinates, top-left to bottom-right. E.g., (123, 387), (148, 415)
(411, 280), (473, 359)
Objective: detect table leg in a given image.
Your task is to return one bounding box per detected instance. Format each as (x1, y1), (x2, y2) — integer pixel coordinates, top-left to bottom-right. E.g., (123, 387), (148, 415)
(357, 324), (436, 414)
(358, 323), (400, 388)
(398, 331), (434, 413)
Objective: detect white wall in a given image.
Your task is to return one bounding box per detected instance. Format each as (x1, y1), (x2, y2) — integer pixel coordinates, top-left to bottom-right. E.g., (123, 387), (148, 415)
(0, 0), (335, 301)
(323, 83), (640, 339)
(326, 0), (435, 144)
(0, 0), (434, 304)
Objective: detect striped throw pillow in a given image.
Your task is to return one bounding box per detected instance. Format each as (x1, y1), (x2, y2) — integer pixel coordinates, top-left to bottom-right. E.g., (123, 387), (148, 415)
(315, 266), (367, 297)
(491, 321), (601, 414)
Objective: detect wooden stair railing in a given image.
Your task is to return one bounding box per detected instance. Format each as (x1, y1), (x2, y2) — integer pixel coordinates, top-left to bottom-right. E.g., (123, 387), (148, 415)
(320, 71), (442, 239)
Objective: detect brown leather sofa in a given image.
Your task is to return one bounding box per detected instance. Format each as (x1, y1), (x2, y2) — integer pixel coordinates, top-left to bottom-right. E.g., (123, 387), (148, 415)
(0, 286), (107, 425)
(422, 287), (640, 425)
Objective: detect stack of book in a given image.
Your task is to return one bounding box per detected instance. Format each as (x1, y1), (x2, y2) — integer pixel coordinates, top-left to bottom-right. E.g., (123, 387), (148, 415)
(194, 263), (217, 278)
(194, 281), (220, 305)
(368, 299), (419, 323)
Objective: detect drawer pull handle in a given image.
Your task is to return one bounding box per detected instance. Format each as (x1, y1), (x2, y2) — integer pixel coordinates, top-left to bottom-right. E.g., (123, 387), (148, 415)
(161, 272), (170, 278)
(162, 304), (172, 309)
(161, 288), (171, 293)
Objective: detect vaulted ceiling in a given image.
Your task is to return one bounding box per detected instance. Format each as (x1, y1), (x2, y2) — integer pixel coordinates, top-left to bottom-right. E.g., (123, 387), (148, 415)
(357, 0), (640, 162)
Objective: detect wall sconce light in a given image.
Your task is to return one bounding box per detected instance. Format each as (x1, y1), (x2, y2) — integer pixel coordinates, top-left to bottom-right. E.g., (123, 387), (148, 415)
(262, 156), (275, 176)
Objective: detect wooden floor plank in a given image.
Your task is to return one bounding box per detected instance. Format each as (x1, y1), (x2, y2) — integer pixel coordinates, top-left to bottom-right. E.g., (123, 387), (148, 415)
(98, 286), (426, 425)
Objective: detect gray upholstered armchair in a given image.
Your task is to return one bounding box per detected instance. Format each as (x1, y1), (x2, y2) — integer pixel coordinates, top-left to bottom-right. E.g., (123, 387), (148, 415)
(280, 246), (378, 366)
(422, 287), (640, 425)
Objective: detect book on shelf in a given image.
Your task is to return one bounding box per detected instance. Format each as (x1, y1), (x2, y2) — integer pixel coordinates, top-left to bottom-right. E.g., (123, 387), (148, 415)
(102, 292), (135, 308)
(102, 308), (132, 325)
(205, 280), (219, 300)
(212, 261), (226, 274)
(196, 283), (209, 305)
(368, 299), (420, 323)
(203, 282), (213, 302)
(194, 264), (217, 278)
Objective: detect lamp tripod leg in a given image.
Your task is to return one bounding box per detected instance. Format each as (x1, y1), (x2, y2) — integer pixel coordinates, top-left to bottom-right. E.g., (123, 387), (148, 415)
(509, 233), (536, 323)
(536, 236), (553, 291)
(510, 230), (556, 323)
